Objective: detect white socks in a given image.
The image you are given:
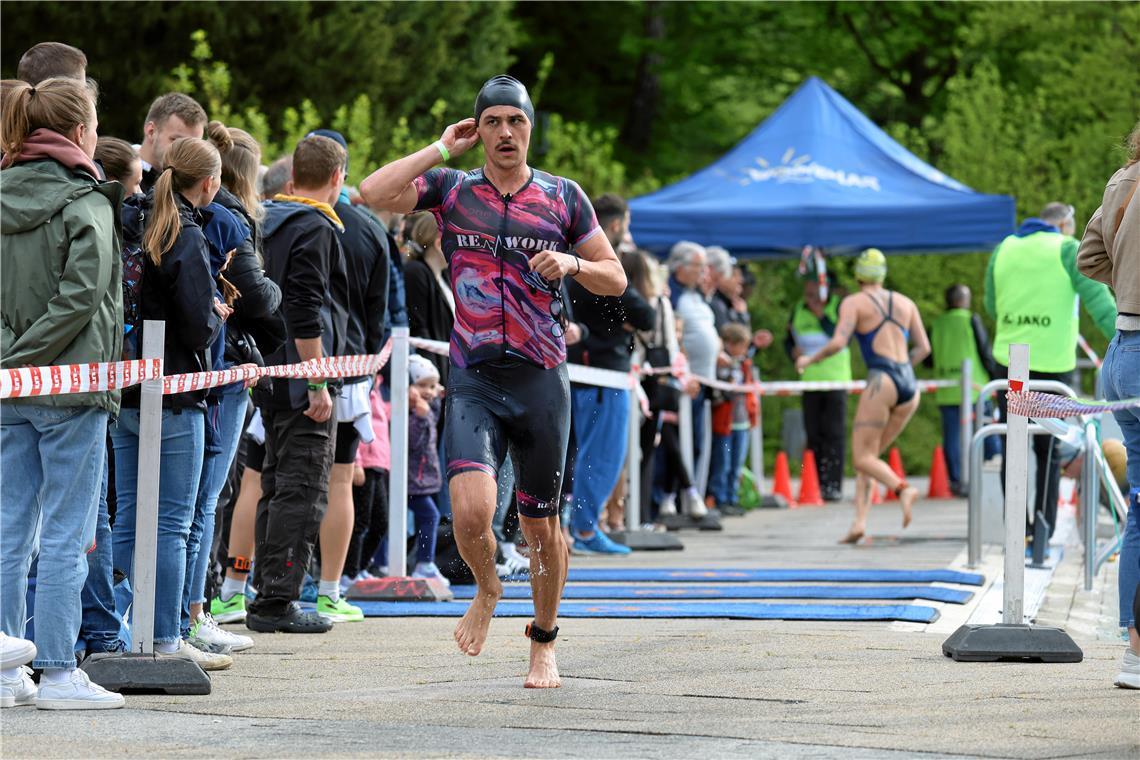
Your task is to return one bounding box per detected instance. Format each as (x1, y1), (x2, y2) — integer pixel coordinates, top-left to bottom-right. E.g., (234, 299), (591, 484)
(220, 577), (246, 601)
(40, 668), (71, 684)
(1, 666), (21, 679)
(318, 580), (340, 602)
(155, 641), (180, 654)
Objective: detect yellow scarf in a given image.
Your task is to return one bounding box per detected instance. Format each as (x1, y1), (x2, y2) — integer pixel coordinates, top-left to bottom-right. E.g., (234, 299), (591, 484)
(273, 194), (345, 232)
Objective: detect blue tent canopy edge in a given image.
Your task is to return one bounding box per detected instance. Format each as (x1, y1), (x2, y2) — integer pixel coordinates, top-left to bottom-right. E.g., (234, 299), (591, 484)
(628, 77), (1015, 259)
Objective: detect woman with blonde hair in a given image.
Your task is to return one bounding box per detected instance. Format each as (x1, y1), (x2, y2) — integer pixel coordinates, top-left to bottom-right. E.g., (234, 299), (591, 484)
(0, 77), (126, 709)
(111, 136), (233, 672)
(404, 212), (454, 383)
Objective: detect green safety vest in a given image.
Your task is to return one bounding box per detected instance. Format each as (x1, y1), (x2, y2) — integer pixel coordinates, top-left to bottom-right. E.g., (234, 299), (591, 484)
(931, 308), (988, 405)
(792, 297), (852, 383)
(991, 231), (1078, 373)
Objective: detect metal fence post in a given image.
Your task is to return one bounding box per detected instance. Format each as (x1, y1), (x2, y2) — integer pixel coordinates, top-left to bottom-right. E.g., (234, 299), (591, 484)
(387, 327), (410, 578)
(1002, 344), (1030, 625)
(625, 389), (641, 533)
(131, 320), (165, 655)
(960, 358), (972, 491)
(750, 390), (765, 498)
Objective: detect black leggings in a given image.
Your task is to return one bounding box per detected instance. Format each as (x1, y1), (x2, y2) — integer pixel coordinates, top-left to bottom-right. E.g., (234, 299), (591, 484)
(346, 467), (388, 578)
(444, 359), (570, 519)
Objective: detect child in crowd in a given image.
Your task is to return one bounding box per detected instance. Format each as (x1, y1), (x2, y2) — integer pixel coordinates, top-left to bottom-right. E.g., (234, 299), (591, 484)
(707, 323), (759, 514)
(407, 355), (448, 585)
(345, 372), (392, 582)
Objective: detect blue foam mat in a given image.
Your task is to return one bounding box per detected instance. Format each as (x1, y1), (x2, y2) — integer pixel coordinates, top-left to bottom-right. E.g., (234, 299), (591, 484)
(356, 600), (939, 623)
(449, 584), (972, 604)
(501, 568), (985, 586)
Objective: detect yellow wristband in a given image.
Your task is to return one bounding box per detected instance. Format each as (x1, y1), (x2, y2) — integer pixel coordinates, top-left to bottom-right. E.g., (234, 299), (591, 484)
(432, 140), (450, 162)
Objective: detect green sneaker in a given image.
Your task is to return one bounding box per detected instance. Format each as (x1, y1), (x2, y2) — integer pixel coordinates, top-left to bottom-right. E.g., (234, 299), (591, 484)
(316, 595), (364, 623)
(210, 594), (247, 624)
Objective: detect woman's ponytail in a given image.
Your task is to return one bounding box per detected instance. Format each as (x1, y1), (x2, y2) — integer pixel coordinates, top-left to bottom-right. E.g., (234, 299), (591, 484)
(143, 167), (182, 265)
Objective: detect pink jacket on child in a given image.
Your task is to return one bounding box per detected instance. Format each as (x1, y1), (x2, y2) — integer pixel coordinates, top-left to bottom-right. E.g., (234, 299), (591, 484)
(356, 381), (391, 471)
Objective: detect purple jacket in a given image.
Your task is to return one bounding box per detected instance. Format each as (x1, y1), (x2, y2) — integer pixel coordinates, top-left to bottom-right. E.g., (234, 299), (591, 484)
(409, 397), (442, 496)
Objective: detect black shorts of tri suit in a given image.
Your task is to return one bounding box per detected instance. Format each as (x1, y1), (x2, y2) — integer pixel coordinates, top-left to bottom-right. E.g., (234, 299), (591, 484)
(444, 358), (570, 519)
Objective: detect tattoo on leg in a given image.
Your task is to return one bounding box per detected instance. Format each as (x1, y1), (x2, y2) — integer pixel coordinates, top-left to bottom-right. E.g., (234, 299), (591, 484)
(866, 371), (883, 398)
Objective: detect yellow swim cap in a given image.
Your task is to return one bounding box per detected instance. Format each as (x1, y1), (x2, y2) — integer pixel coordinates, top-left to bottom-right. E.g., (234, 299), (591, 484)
(854, 248), (887, 283)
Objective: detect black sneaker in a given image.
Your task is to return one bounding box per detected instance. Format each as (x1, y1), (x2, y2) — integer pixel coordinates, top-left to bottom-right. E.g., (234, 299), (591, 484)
(246, 602), (333, 634)
(718, 504), (746, 517)
(822, 488), (843, 502)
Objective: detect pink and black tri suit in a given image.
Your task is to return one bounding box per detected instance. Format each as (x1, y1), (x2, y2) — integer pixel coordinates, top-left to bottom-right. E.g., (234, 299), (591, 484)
(412, 166), (600, 517)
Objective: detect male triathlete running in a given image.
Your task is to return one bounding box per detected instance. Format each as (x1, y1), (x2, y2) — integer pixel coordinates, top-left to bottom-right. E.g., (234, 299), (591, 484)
(796, 249), (930, 543)
(360, 76), (626, 688)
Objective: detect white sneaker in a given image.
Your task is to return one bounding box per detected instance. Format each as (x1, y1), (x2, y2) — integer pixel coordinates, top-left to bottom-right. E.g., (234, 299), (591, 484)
(1114, 648), (1140, 689)
(192, 613), (253, 653)
(658, 494), (677, 516)
(157, 639), (232, 672)
(683, 488), (708, 518)
(35, 668), (124, 710)
(412, 562), (451, 587)
(1, 666), (36, 708)
(0, 632), (36, 669)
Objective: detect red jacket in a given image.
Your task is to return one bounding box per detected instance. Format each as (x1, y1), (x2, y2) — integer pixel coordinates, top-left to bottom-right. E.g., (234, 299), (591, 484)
(711, 359), (759, 436)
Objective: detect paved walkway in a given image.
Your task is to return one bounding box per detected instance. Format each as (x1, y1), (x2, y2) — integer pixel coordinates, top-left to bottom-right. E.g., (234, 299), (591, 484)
(4, 492), (1136, 759)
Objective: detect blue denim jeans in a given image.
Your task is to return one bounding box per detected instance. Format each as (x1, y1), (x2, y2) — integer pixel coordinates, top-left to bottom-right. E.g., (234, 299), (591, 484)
(939, 404), (1001, 485)
(708, 428), (750, 506)
(79, 446), (123, 654)
(492, 455), (516, 543)
(570, 387), (629, 536)
(111, 407), (204, 645)
(408, 495), (440, 564)
(182, 390), (246, 635)
(1102, 329), (1140, 629)
(1, 403), (107, 668)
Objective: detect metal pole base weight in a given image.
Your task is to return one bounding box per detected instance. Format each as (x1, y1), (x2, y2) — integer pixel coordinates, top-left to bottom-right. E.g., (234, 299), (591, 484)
(345, 576), (454, 601)
(760, 494), (789, 509)
(81, 653), (210, 694)
(609, 530), (685, 551)
(942, 624), (1083, 663)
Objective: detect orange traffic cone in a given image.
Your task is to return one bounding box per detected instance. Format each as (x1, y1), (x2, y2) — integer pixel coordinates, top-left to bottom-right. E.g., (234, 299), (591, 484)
(928, 445), (953, 499)
(797, 449), (824, 507)
(772, 451), (795, 506)
(885, 448), (906, 501)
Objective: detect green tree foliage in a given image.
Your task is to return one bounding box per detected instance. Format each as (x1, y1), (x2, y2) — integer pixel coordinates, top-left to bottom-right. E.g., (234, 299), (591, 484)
(4, 1), (1136, 472)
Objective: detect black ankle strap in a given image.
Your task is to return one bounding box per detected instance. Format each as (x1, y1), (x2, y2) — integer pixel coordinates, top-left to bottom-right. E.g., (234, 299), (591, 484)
(525, 621), (559, 643)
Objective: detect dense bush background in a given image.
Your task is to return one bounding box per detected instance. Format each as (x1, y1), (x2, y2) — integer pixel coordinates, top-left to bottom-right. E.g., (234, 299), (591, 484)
(4, 1), (1136, 472)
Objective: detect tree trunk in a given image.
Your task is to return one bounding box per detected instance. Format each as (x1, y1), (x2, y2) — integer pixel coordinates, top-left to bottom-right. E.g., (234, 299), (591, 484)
(621, 1), (664, 154)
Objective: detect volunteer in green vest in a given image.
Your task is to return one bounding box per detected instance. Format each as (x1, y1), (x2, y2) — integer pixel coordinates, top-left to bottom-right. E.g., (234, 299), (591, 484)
(928, 284), (1000, 494)
(985, 201), (1116, 544)
(785, 267), (851, 501)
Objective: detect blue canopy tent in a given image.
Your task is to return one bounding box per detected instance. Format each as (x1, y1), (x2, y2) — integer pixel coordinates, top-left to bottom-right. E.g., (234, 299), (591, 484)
(629, 77), (1015, 258)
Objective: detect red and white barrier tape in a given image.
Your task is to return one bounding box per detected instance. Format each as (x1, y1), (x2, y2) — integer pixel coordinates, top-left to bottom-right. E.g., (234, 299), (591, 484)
(162, 340), (393, 395)
(1, 359), (162, 399)
(1076, 334), (1102, 370)
(2, 341), (393, 400)
(1008, 389), (1140, 419)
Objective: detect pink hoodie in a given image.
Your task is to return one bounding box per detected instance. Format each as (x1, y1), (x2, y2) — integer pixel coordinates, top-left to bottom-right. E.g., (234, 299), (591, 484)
(356, 381), (391, 471)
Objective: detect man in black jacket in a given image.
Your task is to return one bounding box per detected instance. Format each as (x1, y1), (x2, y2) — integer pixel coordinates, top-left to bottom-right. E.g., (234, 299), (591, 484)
(305, 130), (390, 619)
(565, 193), (655, 554)
(247, 135), (349, 633)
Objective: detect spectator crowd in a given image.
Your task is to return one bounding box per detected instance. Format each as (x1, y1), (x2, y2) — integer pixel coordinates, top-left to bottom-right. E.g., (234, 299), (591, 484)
(2, 40), (1136, 710)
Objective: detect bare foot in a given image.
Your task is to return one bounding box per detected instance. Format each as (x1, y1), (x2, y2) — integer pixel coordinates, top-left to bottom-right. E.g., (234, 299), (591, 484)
(900, 486), (918, 529)
(524, 640), (561, 688)
(838, 528), (865, 544)
(454, 584), (502, 656)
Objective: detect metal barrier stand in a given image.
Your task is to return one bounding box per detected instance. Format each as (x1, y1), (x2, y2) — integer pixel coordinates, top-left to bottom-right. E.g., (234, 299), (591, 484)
(83, 320), (210, 694)
(943, 343), (1082, 663)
